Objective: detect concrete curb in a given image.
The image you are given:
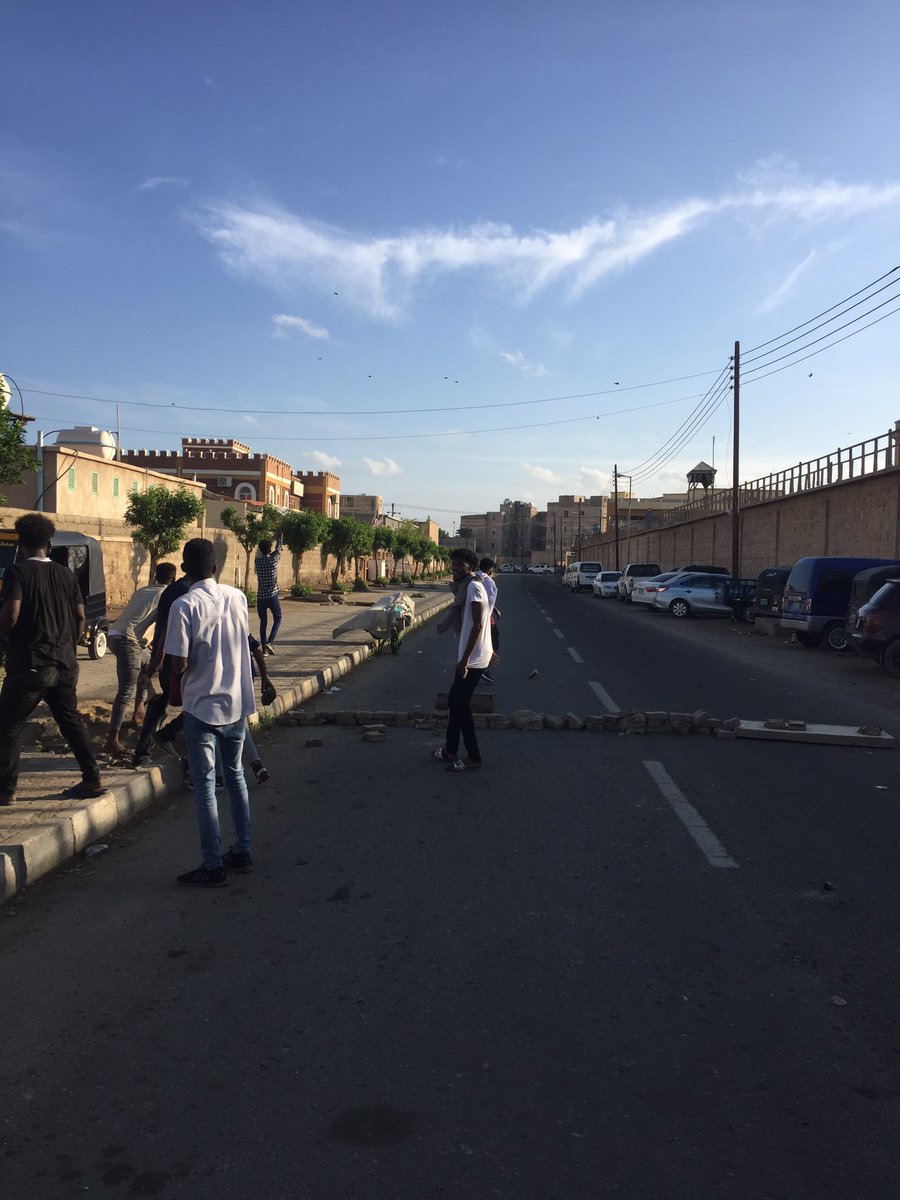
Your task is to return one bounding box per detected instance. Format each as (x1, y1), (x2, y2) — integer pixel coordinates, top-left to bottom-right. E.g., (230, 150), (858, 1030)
(1, 594), (453, 903)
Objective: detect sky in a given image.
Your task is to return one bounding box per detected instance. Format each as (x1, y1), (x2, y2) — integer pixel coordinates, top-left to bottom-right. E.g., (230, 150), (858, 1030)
(3, 0), (900, 527)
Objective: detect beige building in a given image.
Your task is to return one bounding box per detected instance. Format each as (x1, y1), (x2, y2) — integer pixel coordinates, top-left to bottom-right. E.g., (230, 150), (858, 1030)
(458, 511), (504, 559)
(545, 495), (609, 564)
(341, 494), (383, 522)
(296, 470), (341, 517)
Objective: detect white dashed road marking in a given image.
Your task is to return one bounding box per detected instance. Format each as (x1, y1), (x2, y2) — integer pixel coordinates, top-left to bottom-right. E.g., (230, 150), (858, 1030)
(643, 761), (739, 869)
(588, 680), (619, 713)
(553, 628), (564, 639)
(567, 648), (584, 663)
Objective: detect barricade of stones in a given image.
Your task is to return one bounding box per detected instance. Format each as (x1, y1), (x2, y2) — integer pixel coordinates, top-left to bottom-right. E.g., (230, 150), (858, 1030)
(275, 706), (743, 736)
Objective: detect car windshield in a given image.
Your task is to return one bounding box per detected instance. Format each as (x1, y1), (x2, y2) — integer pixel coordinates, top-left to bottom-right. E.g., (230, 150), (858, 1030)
(580, 564), (601, 574)
(600, 572), (621, 581)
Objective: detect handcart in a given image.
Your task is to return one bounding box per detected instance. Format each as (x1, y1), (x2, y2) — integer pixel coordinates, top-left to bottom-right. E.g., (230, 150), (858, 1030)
(332, 591), (416, 656)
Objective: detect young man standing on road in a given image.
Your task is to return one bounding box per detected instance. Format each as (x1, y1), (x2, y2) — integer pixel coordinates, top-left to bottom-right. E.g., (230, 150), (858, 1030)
(165, 538), (255, 887)
(103, 562), (176, 756)
(433, 547), (493, 772)
(0, 513), (106, 804)
(476, 557), (500, 684)
(254, 532), (283, 655)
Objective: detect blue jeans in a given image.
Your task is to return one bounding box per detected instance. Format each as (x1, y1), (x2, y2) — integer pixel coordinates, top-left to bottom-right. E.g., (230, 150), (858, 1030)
(257, 595), (282, 645)
(183, 712), (251, 870)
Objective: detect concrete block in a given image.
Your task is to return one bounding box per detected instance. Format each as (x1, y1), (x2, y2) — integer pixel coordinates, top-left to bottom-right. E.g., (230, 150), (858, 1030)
(355, 711), (375, 724)
(69, 793), (120, 852)
(691, 709), (709, 728)
(305, 738), (324, 748)
(361, 724), (387, 734)
(0, 851), (17, 903)
(645, 711), (669, 730)
(735, 721), (896, 749)
(361, 731), (385, 743)
(336, 712), (356, 726)
(543, 714), (566, 730)
(486, 715), (511, 729)
(9, 820), (75, 890)
(722, 717), (741, 731)
(564, 713), (586, 730)
(511, 709), (544, 731)
(373, 711), (398, 725)
(586, 716), (606, 731)
(473, 715), (489, 728)
(276, 714), (302, 727)
(715, 729), (737, 739)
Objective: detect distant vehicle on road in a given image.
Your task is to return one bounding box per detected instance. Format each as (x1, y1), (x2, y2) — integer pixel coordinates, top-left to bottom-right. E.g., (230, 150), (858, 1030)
(591, 570), (623, 598)
(617, 562), (662, 602)
(653, 573), (756, 622)
(850, 578), (900, 674)
(781, 556), (900, 650)
(527, 564), (553, 574)
(630, 571), (680, 608)
(499, 563), (514, 574)
(563, 561), (603, 592)
(752, 566), (792, 621)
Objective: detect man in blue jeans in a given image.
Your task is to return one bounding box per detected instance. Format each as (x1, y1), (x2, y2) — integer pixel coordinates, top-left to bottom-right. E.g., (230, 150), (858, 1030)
(165, 538), (256, 887)
(254, 532), (282, 655)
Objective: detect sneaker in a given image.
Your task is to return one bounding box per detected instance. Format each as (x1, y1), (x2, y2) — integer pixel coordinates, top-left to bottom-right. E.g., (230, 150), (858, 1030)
(152, 731), (180, 758)
(222, 849), (254, 874)
(61, 780), (108, 800)
(251, 761), (270, 784)
(431, 747), (455, 762)
(446, 758), (467, 772)
(176, 864), (228, 887)
(263, 643), (276, 656)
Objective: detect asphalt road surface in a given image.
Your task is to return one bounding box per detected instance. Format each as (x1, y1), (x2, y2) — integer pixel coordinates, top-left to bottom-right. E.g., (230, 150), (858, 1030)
(2, 575), (898, 1199)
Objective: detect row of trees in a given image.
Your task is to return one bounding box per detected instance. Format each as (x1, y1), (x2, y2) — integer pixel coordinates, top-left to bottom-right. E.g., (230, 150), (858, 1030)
(123, 486), (449, 587)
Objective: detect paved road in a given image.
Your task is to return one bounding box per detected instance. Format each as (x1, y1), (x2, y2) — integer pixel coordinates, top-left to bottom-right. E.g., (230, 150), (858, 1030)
(1, 575), (898, 1198)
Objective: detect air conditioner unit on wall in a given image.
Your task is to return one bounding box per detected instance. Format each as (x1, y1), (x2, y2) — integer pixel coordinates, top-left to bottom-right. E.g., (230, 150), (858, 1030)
(218, 476), (232, 486)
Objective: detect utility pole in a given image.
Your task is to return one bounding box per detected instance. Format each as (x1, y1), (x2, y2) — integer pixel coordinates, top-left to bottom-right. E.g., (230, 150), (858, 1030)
(731, 342), (740, 580)
(613, 465), (620, 569)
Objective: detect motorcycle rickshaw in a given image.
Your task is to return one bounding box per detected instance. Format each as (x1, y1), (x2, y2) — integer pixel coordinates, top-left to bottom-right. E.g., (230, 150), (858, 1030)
(0, 528), (109, 658)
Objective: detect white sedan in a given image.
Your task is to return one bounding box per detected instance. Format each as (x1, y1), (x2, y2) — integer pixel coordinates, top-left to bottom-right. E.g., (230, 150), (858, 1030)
(527, 564), (554, 574)
(591, 570), (623, 598)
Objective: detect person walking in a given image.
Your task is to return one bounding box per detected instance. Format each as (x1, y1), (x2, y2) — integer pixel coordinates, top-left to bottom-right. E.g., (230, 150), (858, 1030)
(476, 557), (500, 683)
(254, 532), (283, 655)
(130, 568), (191, 766)
(103, 563), (176, 756)
(433, 548), (493, 772)
(165, 538), (255, 887)
(0, 513), (106, 804)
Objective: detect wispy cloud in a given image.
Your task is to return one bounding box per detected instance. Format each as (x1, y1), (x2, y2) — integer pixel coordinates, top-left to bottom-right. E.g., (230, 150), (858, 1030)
(195, 169), (900, 319)
(758, 250), (817, 313)
(363, 456), (403, 477)
(522, 462), (561, 484)
(136, 176), (189, 192)
(309, 450), (342, 468)
(272, 313), (330, 340)
(578, 467), (608, 486)
(499, 349), (549, 378)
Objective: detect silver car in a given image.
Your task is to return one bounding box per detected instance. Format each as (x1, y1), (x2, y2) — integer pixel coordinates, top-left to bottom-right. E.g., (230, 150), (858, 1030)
(591, 570), (622, 598)
(652, 573), (733, 618)
(631, 571), (680, 608)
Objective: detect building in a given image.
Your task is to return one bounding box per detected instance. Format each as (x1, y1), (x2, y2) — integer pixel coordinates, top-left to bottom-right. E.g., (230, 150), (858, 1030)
(121, 438), (298, 508)
(340, 494), (383, 522)
(458, 511), (504, 560)
(296, 470), (341, 517)
(545, 495), (609, 564)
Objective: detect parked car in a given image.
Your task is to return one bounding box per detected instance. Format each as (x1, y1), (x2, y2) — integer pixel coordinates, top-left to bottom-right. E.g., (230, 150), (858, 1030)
(752, 566), (791, 620)
(617, 562), (662, 602)
(527, 564), (553, 574)
(845, 564), (900, 638)
(591, 569), (623, 598)
(499, 563), (514, 573)
(563, 561), (603, 592)
(781, 556), (900, 650)
(653, 573), (756, 621)
(849, 579), (900, 674)
(631, 571), (680, 608)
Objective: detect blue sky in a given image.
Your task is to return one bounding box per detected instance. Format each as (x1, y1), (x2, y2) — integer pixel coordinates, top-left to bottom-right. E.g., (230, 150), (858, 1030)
(3, 1), (899, 525)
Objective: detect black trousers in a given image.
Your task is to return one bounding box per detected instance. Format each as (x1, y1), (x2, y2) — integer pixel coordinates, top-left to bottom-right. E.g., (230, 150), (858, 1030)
(445, 667), (485, 761)
(0, 667), (100, 795)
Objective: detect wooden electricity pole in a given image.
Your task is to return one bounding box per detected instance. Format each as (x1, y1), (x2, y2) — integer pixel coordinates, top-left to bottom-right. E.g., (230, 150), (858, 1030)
(613, 465), (620, 570)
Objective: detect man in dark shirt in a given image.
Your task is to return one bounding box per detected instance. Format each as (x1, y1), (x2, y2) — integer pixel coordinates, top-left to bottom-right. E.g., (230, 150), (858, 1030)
(0, 513), (106, 804)
(131, 570), (191, 767)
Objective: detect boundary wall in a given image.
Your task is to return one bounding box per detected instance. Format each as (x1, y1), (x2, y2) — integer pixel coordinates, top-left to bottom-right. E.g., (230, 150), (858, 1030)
(582, 465), (900, 577)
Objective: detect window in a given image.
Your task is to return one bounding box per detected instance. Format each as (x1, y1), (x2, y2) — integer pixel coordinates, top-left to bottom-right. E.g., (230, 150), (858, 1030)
(563, 509), (569, 517)
(132, 480), (139, 493)
(235, 483), (256, 501)
(91, 472), (99, 495)
(67, 468), (76, 492)
(113, 476), (120, 498)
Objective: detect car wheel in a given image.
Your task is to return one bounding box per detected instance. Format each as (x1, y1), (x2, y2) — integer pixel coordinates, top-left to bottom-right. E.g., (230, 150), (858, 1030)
(882, 640), (900, 677)
(795, 632), (823, 648)
(824, 623), (849, 651)
(669, 599), (690, 618)
(738, 602), (755, 625)
(89, 628), (108, 660)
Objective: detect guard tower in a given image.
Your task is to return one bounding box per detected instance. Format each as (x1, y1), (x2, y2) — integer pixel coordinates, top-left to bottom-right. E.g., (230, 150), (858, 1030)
(687, 461), (716, 499)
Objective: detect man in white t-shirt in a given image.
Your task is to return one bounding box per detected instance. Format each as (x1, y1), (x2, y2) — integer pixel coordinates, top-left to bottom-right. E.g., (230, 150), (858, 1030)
(433, 548), (493, 772)
(164, 538), (256, 887)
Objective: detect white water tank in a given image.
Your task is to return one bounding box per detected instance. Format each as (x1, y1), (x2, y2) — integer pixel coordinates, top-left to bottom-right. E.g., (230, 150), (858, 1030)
(53, 426), (117, 460)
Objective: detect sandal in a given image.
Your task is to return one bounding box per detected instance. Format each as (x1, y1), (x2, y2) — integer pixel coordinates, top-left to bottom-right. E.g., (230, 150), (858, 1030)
(431, 748), (454, 762)
(446, 759), (467, 772)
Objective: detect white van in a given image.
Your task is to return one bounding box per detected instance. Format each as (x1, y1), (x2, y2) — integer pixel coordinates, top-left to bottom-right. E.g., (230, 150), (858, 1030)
(563, 561), (603, 592)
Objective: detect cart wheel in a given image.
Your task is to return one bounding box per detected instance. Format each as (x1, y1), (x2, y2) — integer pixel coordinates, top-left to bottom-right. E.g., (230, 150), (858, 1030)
(390, 628), (401, 655)
(89, 628), (108, 660)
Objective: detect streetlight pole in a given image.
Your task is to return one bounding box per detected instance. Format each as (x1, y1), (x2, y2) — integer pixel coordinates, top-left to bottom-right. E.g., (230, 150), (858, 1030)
(731, 342), (740, 579)
(613, 465), (620, 570)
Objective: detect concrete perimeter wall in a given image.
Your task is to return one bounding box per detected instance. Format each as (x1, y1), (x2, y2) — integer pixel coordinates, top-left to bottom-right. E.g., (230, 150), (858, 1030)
(582, 466), (900, 577)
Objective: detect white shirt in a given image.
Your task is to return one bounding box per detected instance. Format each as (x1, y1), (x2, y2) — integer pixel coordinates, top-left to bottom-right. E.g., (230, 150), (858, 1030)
(475, 570), (498, 613)
(163, 578), (255, 725)
(458, 575), (493, 670)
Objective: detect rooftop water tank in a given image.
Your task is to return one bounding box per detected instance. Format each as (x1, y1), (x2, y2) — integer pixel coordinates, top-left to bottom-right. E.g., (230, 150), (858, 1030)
(53, 426), (117, 460)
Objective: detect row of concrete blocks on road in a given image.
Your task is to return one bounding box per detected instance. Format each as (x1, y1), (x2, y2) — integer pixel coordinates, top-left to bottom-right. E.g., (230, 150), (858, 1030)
(278, 707), (735, 734)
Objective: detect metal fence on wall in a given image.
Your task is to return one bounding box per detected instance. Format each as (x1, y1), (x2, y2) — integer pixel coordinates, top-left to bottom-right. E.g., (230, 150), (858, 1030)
(649, 423), (898, 531)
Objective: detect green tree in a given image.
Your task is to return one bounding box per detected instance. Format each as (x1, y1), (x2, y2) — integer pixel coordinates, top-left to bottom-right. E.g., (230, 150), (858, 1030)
(349, 520), (375, 580)
(281, 509), (329, 583)
(391, 520), (419, 578)
(0, 408), (37, 508)
(124, 484), (205, 581)
(221, 503), (282, 590)
(319, 515), (369, 588)
(409, 536), (436, 578)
